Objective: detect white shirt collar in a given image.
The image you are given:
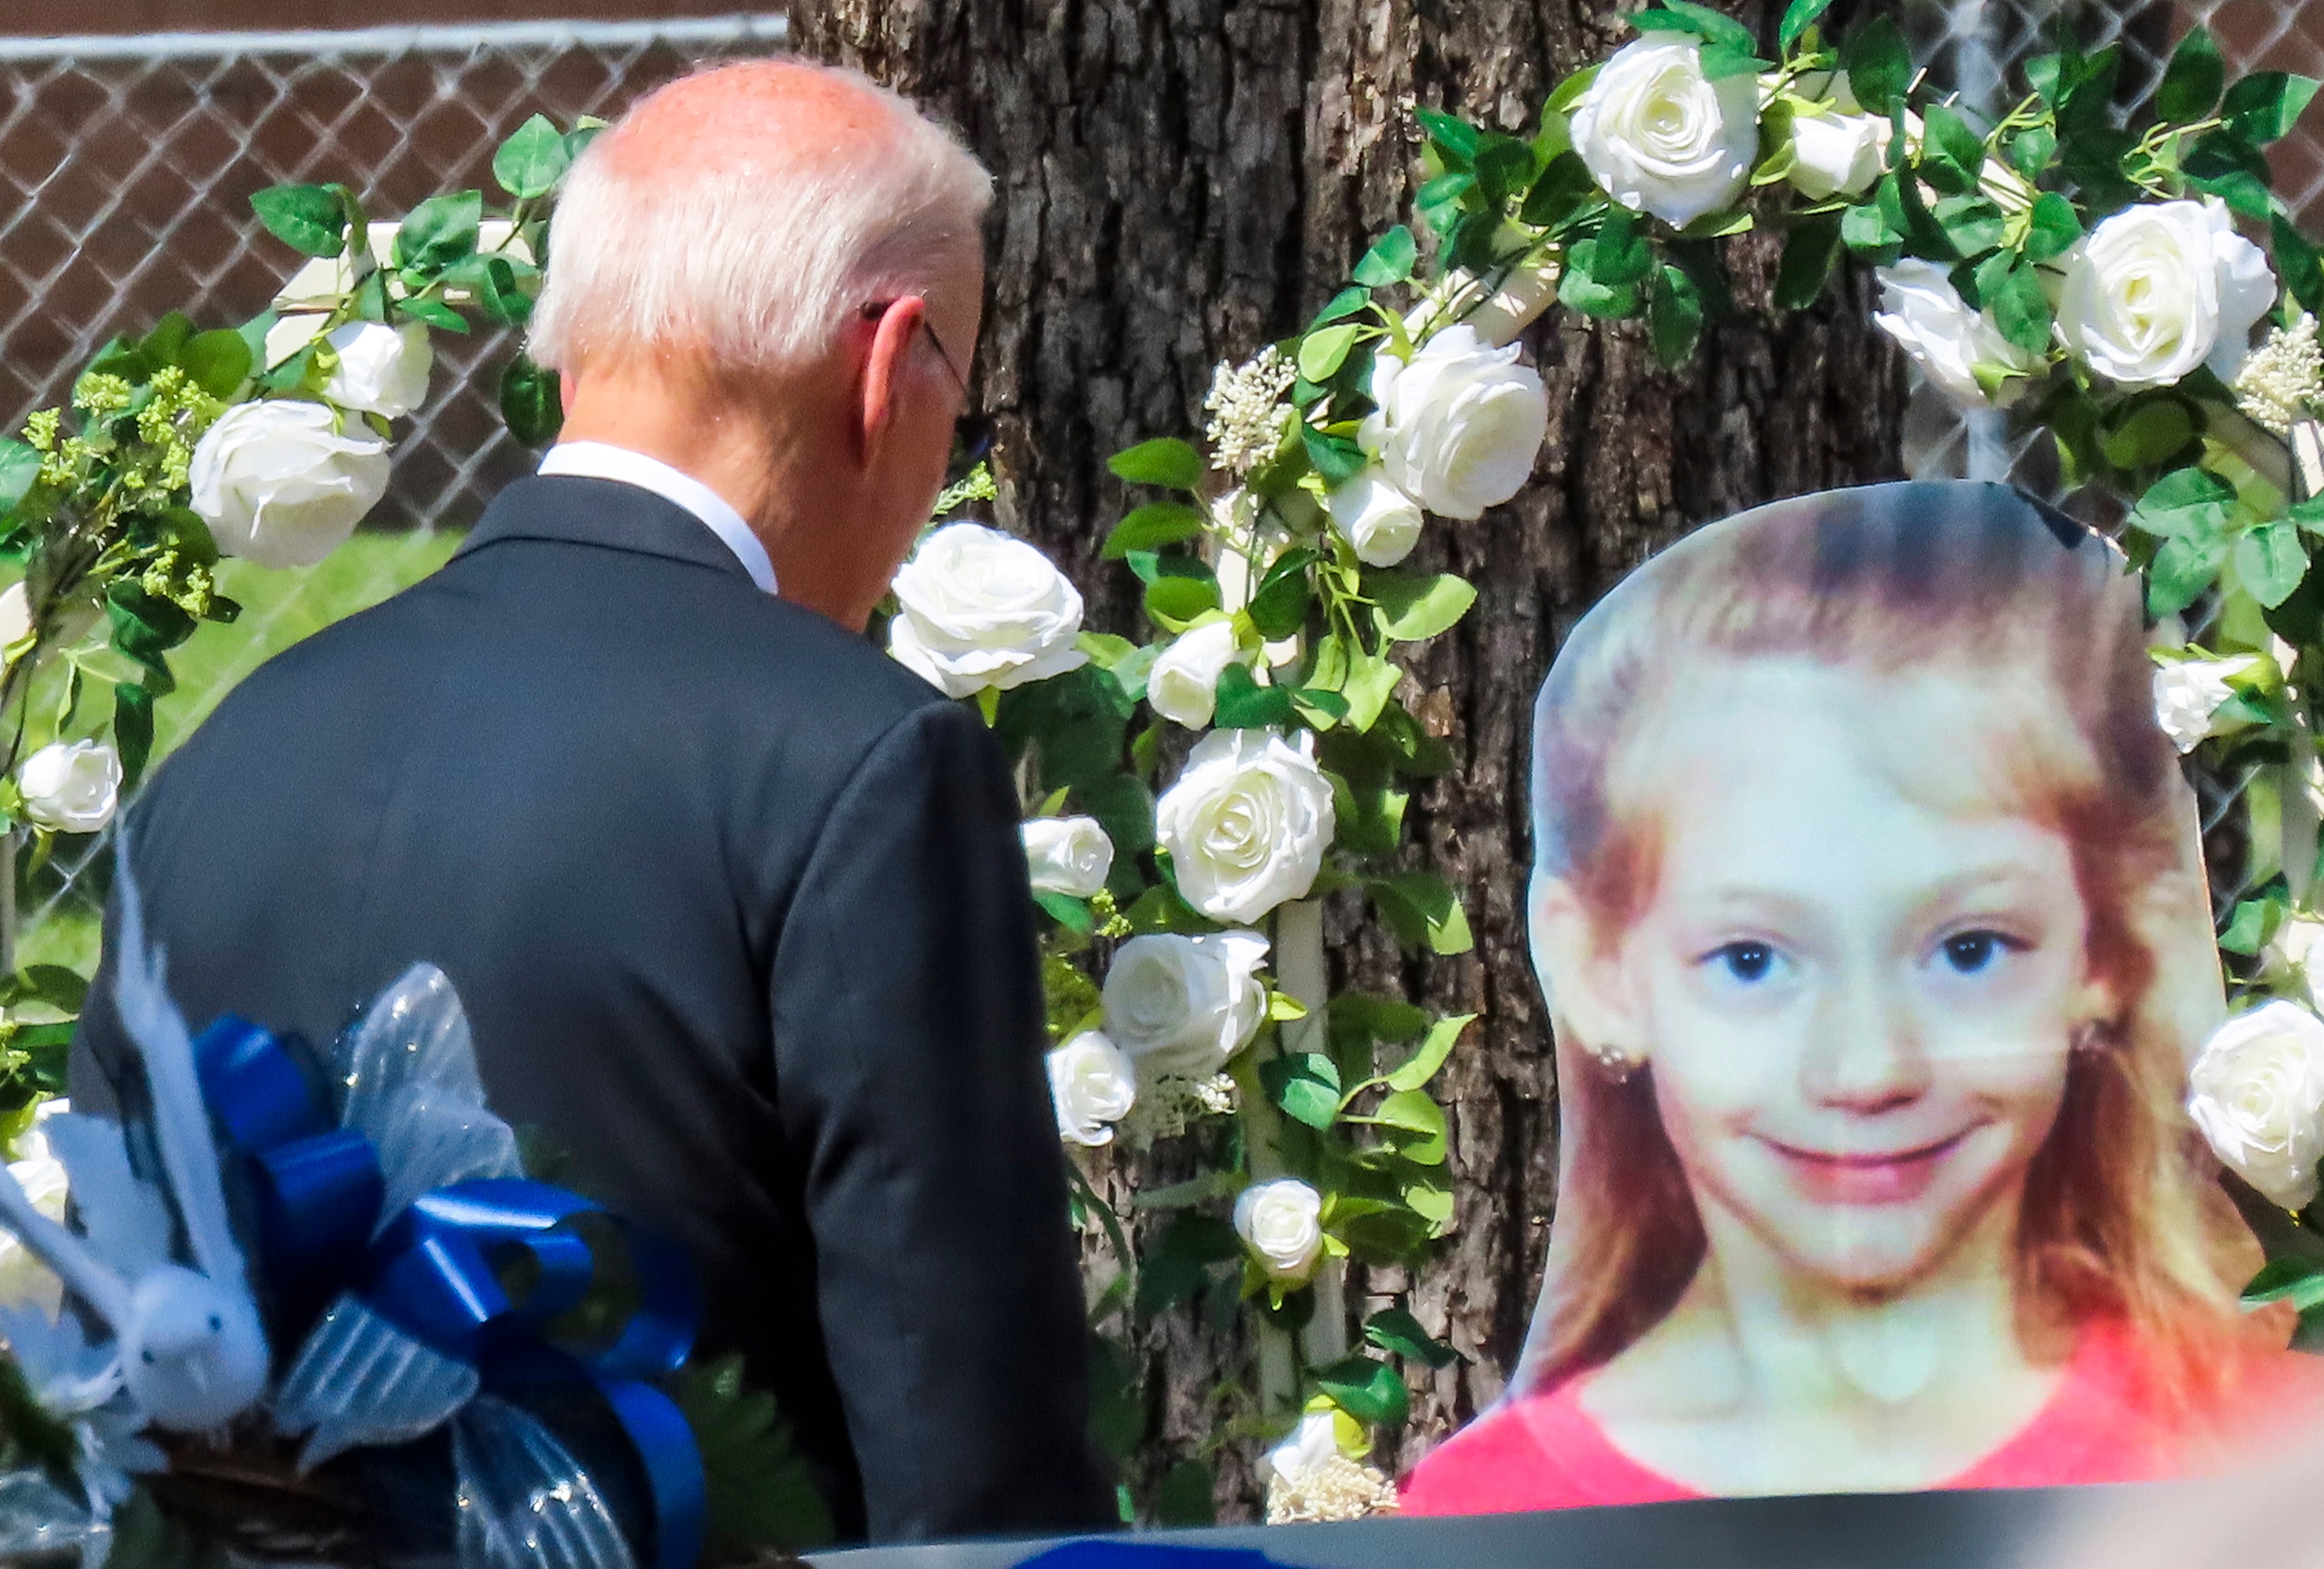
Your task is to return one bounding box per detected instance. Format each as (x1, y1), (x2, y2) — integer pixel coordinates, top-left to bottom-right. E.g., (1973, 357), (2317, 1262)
(536, 441), (778, 595)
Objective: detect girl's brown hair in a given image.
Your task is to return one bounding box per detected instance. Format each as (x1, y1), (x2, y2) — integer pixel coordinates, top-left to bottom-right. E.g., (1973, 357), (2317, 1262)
(1519, 481), (2256, 1409)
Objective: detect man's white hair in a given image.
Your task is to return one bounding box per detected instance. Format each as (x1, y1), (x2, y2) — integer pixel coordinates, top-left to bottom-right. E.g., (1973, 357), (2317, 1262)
(528, 60), (991, 377)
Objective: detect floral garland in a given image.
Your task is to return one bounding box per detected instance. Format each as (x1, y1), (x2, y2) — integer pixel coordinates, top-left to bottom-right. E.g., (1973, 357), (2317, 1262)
(882, 0), (2324, 1521)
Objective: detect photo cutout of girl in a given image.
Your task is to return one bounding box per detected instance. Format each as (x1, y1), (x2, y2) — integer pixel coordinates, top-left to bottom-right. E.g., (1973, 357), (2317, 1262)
(1401, 481), (2320, 1515)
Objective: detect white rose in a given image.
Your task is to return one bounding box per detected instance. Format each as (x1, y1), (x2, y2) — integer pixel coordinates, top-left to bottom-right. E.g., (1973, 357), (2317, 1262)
(1148, 620), (1254, 730)
(1235, 1178), (1325, 1281)
(1047, 1032), (1139, 1147)
(2056, 199), (2277, 388)
(2189, 1001), (2324, 1211)
(2273, 916), (2324, 1008)
(1359, 324), (1548, 522)
(1787, 74), (1891, 201)
(1569, 36), (1759, 228)
(1873, 259), (2044, 410)
(2152, 656), (2258, 753)
(0, 583), (28, 659)
(0, 1105), (68, 1311)
(1022, 815), (1115, 898)
(1102, 929), (1271, 1077)
(1264, 1411), (1342, 1483)
(190, 399), (390, 569)
(1327, 469), (1426, 568)
(887, 523), (1089, 698)
(18, 741), (121, 834)
(1155, 728), (1337, 924)
(322, 321), (433, 420)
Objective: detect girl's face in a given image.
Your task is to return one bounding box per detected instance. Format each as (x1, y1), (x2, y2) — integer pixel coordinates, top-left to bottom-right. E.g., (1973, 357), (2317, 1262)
(1610, 658), (2093, 1295)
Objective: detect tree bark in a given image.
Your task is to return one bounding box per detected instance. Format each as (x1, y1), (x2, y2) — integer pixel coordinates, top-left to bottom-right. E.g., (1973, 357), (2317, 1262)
(792, 0), (1908, 1518)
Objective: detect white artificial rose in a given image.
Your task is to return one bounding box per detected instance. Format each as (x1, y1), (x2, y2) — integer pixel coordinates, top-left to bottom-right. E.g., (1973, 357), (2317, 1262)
(1787, 74), (1891, 201)
(2188, 1001), (2324, 1211)
(1264, 1411), (1342, 1484)
(2273, 916), (2324, 1009)
(322, 321), (433, 420)
(1102, 929), (1271, 1077)
(1148, 620), (1254, 730)
(1872, 259), (2044, 410)
(1358, 324), (1548, 522)
(1047, 1032), (1139, 1147)
(1569, 36), (1759, 227)
(190, 399), (390, 569)
(2152, 656), (2258, 753)
(2056, 199), (2277, 388)
(18, 741), (121, 834)
(1327, 468), (1426, 568)
(0, 583), (28, 659)
(1022, 815), (1115, 898)
(887, 523), (1089, 698)
(1235, 1178), (1325, 1281)
(0, 1104), (67, 1311)
(1155, 728), (1337, 924)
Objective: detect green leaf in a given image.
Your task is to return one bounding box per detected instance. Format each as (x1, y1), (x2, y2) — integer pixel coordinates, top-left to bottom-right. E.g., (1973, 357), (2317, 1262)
(1154, 1459), (1217, 1529)
(2237, 521), (2309, 610)
(1103, 501), (1206, 558)
(1370, 1087), (1448, 1165)
(1353, 224), (1419, 287)
(394, 190), (483, 274)
(2157, 25), (2226, 124)
(1920, 104), (1985, 195)
(2244, 1256), (2324, 1311)
(669, 1352), (836, 1554)
(1370, 571), (1477, 642)
(2132, 466), (2235, 540)
(2009, 126), (2058, 181)
(2184, 130), (2278, 221)
(1341, 651), (1404, 733)
(179, 328), (252, 400)
(1975, 257), (2053, 357)
(2223, 72), (2322, 146)
(1248, 546), (1319, 640)
(1366, 1306), (1461, 1368)
(2147, 534), (2230, 617)
(2024, 192), (2082, 264)
(1034, 891), (1093, 933)
(1775, 212), (1843, 310)
(493, 113), (573, 199)
(1655, 0), (1757, 54)
(1213, 664), (1296, 729)
(1778, 0), (1835, 52)
(2217, 897), (2275, 956)
(401, 298), (469, 333)
(1416, 108), (1483, 168)
(1314, 1354), (1410, 1426)
(1558, 249), (1639, 319)
(1137, 1213), (1241, 1316)
(1698, 44), (1772, 81)
(1143, 575), (1221, 627)
(1649, 263), (1703, 367)
(1263, 1052), (1344, 1130)
(1368, 871), (1473, 955)
(1301, 426), (1369, 488)
(114, 682), (154, 790)
(2100, 397), (2197, 471)
(1592, 207), (1652, 285)
(1330, 991), (1430, 1044)
(499, 352), (563, 446)
(1838, 16), (1910, 115)
(2278, 214), (2324, 318)
(1545, 64), (1601, 116)
(1386, 1012), (1476, 1092)
(1299, 324), (1364, 383)
(1933, 195), (2005, 257)
(249, 183), (348, 258)
(1312, 285), (1372, 328)
(1109, 437), (1204, 490)
(0, 441), (40, 514)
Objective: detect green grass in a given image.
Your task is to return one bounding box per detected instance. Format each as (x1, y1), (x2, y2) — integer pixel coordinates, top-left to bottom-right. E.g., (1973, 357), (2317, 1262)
(15, 529), (463, 975)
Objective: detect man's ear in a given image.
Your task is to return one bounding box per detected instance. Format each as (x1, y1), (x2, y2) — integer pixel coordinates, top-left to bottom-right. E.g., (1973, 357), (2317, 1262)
(1530, 871), (1648, 1067)
(857, 296), (924, 459)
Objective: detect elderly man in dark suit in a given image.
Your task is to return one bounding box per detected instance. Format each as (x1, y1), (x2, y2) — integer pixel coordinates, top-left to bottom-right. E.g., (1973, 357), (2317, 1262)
(69, 58), (1113, 1543)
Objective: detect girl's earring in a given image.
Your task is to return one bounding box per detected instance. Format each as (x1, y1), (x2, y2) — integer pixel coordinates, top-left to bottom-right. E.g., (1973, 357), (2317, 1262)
(2070, 1019), (2117, 1057)
(1591, 1038), (1644, 1082)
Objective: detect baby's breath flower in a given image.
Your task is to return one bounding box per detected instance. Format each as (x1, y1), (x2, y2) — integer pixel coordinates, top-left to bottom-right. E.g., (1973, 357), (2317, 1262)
(2235, 313), (2324, 437)
(1203, 346), (1297, 476)
(1264, 1455), (1401, 1524)
(70, 374), (133, 418)
(20, 410), (59, 453)
(1122, 1071), (1240, 1144)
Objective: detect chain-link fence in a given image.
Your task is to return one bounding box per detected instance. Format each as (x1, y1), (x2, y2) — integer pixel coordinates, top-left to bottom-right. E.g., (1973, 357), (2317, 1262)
(0, 14), (786, 971)
(1898, 1), (2324, 932)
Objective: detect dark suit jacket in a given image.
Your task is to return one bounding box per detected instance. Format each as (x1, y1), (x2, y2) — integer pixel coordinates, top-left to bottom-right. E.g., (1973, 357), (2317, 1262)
(68, 474), (1114, 1542)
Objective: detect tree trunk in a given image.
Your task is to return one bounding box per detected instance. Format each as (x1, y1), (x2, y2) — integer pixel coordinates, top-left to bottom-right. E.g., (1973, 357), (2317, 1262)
(792, 0), (1908, 1518)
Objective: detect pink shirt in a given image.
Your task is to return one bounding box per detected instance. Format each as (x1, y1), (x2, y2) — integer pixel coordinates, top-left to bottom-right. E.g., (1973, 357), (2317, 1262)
(1400, 1323), (2297, 1516)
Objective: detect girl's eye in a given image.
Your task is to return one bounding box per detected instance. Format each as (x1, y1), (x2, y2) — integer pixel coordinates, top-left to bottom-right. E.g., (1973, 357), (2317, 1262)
(1711, 941), (1778, 984)
(1940, 930), (2020, 974)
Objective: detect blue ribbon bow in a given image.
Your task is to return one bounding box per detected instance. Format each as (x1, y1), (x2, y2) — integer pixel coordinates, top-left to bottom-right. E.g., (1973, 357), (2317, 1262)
(192, 1014), (707, 1569)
